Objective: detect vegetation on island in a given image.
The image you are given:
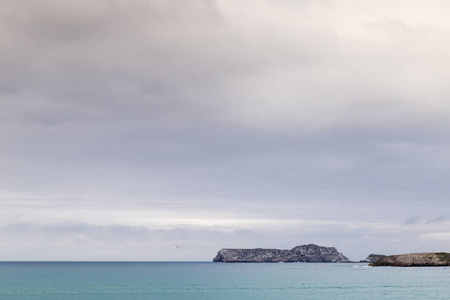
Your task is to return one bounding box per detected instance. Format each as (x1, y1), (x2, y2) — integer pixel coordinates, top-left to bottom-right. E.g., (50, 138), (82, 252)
(435, 252), (450, 263)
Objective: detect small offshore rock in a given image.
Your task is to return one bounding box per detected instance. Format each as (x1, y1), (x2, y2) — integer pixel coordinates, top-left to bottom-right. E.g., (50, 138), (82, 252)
(360, 254), (385, 263)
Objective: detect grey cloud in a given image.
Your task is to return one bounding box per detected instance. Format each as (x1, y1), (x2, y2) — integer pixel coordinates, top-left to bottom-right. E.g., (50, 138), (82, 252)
(2, 222), (36, 232)
(427, 215), (448, 224)
(1, 221), (254, 241)
(403, 215), (449, 225)
(404, 216), (421, 225)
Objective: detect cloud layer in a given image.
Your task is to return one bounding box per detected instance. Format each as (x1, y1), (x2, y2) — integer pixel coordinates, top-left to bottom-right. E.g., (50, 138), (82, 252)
(1, 0), (450, 260)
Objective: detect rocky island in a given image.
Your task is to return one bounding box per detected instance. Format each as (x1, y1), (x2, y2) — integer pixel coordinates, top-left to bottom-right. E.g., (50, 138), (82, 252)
(360, 254), (385, 263)
(370, 252), (450, 267)
(213, 244), (350, 263)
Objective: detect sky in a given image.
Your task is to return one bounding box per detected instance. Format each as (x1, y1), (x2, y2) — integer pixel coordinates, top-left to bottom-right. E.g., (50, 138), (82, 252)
(1, 0), (450, 261)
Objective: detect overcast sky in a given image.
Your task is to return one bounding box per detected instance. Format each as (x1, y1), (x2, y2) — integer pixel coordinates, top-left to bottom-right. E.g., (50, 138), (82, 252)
(1, 0), (450, 261)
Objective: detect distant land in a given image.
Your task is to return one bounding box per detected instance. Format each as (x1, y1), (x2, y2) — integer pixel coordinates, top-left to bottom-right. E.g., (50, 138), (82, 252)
(370, 252), (450, 267)
(360, 254), (386, 263)
(213, 244), (350, 263)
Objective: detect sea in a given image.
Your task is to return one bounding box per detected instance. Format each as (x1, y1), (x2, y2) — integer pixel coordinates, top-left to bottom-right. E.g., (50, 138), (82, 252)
(0, 262), (449, 299)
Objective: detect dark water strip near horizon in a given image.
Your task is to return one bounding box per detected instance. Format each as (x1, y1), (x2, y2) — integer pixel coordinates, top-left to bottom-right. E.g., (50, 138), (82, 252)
(0, 261), (449, 299)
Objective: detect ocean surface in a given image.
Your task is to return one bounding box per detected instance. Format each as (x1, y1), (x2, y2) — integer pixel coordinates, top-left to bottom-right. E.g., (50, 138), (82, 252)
(0, 262), (449, 299)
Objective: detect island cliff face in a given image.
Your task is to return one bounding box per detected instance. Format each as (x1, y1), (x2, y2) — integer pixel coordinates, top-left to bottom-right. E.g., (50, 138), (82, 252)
(370, 252), (450, 267)
(213, 244), (350, 263)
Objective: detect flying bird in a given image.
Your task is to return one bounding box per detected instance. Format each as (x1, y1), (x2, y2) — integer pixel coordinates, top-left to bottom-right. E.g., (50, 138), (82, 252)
(174, 243), (180, 249)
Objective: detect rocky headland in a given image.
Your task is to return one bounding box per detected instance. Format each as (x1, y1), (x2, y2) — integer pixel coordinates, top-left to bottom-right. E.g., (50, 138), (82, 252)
(213, 244), (350, 263)
(360, 254), (385, 263)
(369, 252), (450, 267)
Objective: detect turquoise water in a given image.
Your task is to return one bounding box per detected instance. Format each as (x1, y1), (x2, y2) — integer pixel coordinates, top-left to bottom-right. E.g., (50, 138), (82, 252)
(0, 262), (449, 299)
